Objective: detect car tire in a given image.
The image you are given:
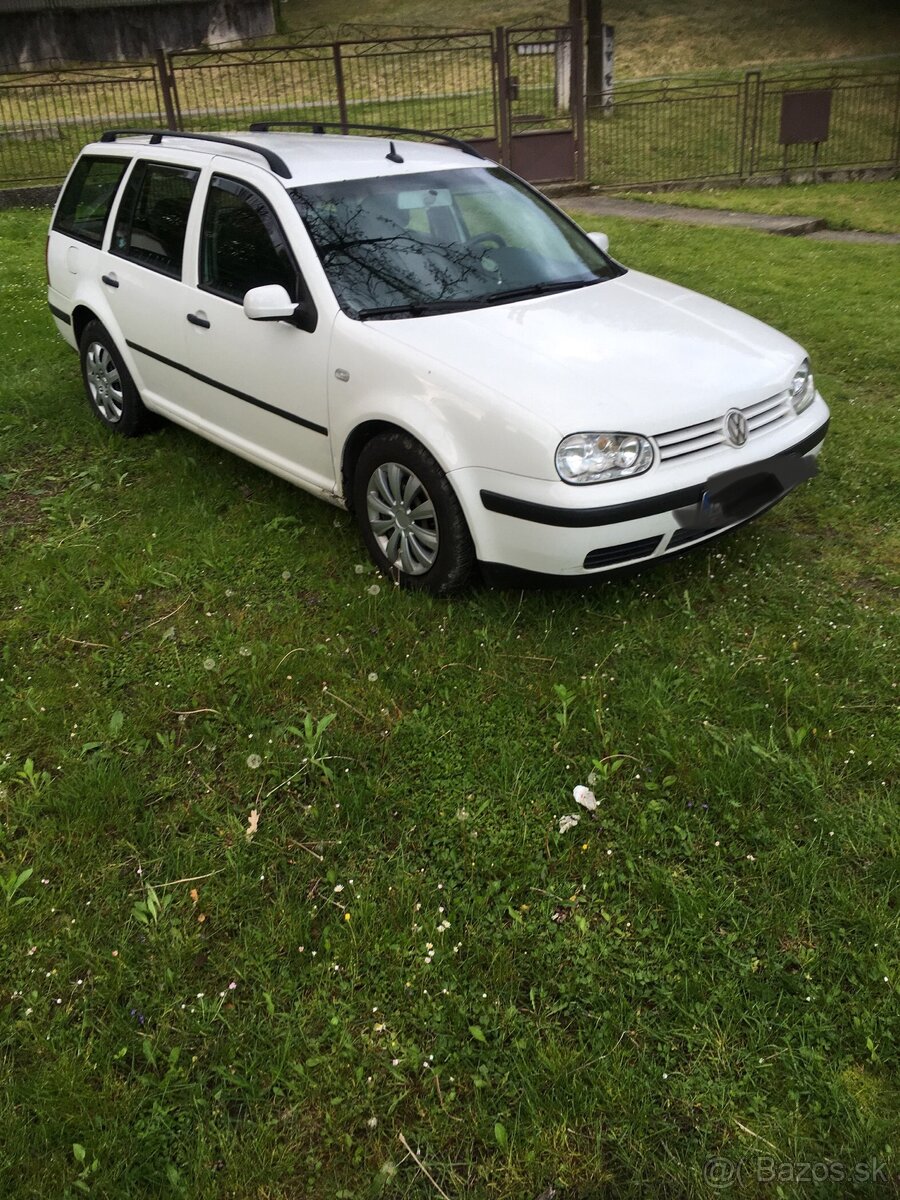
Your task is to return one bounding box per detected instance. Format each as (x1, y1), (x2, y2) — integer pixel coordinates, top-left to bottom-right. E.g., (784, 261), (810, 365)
(79, 320), (153, 437)
(353, 431), (476, 595)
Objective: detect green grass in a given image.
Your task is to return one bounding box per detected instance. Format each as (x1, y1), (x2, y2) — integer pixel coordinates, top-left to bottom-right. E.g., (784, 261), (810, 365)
(614, 181), (900, 235)
(282, 0), (900, 79)
(1, 204), (899, 1198)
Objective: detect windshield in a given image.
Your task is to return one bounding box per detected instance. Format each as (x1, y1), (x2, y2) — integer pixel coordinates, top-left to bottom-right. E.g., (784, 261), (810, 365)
(290, 166), (622, 319)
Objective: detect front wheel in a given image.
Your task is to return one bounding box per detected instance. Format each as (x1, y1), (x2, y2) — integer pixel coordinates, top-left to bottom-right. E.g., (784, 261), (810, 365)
(352, 432), (476, 595)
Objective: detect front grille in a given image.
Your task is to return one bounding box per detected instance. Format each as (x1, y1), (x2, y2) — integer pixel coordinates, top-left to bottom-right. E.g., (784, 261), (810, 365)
(654, 390), (793, 463)
(583, 535), (662, 570)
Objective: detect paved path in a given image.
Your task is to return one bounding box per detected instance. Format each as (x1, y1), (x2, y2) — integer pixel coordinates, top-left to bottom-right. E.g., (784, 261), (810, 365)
(556, 194), (900, 244)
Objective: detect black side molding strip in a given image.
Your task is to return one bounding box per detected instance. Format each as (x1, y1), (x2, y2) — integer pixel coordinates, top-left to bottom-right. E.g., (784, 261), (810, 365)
(49, 303), (71, 325)
(126, 341), (328, 437)
(480, 418), (829, 528)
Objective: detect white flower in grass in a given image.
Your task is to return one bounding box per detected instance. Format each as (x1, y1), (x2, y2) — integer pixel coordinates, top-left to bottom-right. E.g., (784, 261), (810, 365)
(203, 657), (216, 671)
(246, 753), (262, 769)
(368, 672), (378, 682)
(354, 564), (366, 574)
(367, 584), (380, 596)
(573, 785), (597, 811)
(238, 646), (251, 657)
(558, 813), (581, 834)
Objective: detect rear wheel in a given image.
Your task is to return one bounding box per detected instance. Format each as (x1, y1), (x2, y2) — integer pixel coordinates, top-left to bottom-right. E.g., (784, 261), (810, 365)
(352, 432), (476, 595)
(79, 320), (152, 437)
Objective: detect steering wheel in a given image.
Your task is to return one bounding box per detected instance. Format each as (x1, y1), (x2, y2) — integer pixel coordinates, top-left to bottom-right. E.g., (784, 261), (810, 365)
(468, 232), (508, 253)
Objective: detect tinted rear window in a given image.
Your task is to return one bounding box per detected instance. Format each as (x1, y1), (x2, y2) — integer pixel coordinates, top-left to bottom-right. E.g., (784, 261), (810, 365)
(54, 155), (128, 246)
(111, 161), (199, 278)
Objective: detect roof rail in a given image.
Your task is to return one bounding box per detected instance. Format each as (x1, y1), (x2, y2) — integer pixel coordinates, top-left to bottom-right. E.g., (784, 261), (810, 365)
(99, 129), (292, 179)
(247, 120), (486, 160)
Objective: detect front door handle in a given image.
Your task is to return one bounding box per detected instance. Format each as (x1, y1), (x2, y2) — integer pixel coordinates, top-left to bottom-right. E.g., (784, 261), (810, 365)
(187, 312), (210, 329)
(101, 273), (119, 288)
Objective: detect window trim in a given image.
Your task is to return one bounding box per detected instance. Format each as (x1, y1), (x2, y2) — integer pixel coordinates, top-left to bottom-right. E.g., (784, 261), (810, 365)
(109, 159), (200, 281)
(52, 153), (130, 249)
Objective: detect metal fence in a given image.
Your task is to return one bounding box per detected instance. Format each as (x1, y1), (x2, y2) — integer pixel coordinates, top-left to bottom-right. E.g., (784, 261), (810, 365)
(586, 68), (900, 187)
(167, 32), (498, 141)
(0, 60), (165, 186)
(0, 29), (897, 192)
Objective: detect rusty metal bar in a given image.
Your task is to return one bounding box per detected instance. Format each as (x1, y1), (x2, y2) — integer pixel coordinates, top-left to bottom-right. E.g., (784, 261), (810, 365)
(154, 48), (179, 130)
(570, 14), (585, 180)
(495, 26), (512, 166)
(331, 43), (348, 133)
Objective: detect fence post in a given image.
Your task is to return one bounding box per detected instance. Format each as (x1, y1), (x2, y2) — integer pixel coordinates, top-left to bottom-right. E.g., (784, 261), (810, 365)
(892, 72), (900, 169)
(494, 27), (511, 166)
(570, 14), (586, 180)
(332, 42), (348, 133)
(740, 70), (761, 182)
(154, 48), (179, 130)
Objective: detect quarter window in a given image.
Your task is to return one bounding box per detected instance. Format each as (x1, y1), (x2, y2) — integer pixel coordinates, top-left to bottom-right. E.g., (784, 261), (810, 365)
(53, 155), (128, 247)
(200, 176), (297, 303)
(111, 161), (199, 277)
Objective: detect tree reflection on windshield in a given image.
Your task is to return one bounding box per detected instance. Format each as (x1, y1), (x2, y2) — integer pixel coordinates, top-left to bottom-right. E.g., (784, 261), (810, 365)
(291, 166), (618, 319)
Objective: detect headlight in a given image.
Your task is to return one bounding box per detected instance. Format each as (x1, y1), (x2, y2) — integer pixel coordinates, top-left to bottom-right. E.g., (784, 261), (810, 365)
(790, 358), (815, 414)
(556, 431), (653, 484)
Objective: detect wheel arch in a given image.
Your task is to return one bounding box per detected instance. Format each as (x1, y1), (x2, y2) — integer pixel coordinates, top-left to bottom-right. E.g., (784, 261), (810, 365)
(71, 304), (101, 346)
(342, 419), (434, 513)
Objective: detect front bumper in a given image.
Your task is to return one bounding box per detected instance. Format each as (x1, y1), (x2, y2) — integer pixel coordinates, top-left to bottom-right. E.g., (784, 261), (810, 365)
(449, 401), (829, 577)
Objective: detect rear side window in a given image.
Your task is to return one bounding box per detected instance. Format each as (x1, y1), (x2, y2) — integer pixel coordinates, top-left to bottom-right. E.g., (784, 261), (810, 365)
(111, 161), (199, 278)
(53, 155), (128, 246)
(200, 175), (297, 303)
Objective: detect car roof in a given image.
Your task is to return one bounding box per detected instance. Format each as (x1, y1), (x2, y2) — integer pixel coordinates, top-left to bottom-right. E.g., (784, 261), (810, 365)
(88, 130), (484, 188)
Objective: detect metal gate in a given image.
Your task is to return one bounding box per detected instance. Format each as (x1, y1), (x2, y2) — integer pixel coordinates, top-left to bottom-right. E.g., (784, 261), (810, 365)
(496, 24), (584, 183)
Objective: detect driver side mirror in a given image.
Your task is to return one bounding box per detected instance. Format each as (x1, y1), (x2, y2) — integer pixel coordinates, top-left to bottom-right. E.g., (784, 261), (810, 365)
(588, 231), (610, 254)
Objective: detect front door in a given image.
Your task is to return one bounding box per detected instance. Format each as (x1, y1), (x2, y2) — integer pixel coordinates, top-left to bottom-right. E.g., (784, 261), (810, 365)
(178, 172), (335, 496)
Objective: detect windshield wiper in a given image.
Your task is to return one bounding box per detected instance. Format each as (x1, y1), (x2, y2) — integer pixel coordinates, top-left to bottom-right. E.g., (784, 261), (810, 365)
(484, 278), (599, 306)
(355, 297), (484, 320)
(354, 278), (600, 321)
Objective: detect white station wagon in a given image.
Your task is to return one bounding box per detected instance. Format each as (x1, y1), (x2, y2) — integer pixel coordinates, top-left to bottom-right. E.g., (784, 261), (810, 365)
(47, 126), (829, 593)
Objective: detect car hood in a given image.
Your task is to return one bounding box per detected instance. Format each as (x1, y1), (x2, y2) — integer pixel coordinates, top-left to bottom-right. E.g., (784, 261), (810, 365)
(367, 269), (804, 434)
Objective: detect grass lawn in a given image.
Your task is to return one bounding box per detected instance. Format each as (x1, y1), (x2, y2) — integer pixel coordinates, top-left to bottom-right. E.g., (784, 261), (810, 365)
(614, 181), (900, 235)
(1, 204), (898, 1198)
(282, 0), (900, 78)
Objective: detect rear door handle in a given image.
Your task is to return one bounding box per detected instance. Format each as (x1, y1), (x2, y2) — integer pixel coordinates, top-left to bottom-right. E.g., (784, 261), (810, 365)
(187, 312), (210, 329)
(101, 273), (119, 288)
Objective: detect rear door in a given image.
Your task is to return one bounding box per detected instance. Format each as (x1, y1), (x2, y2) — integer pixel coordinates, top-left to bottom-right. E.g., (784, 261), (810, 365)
(101, 158), (202, 411)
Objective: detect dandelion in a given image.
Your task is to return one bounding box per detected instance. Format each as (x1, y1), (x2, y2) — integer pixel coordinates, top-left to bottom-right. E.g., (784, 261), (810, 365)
(367, 584), (380, 596)
(203, 657), (216, 671)
(282, 570), (291, 581)
(344, 912), (352, 921)
(354, 564), (365, 574)
(246, 753), (262, 770)
(238, 646), (252, 657)
(367, 1116), (378, 1128)
(368, 672), (378, 682)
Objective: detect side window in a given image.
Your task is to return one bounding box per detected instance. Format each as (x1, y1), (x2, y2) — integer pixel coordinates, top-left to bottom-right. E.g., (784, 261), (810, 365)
(53, 156), (128, 246)
(200, 176), (297, 303)
(111, 161), (199, 278)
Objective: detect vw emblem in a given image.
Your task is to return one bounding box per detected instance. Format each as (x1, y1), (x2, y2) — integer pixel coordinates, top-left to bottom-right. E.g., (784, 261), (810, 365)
(723, 409), (748, 447)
